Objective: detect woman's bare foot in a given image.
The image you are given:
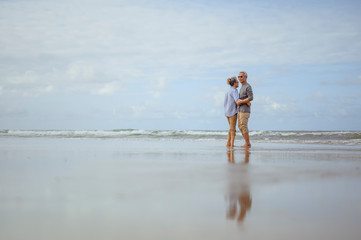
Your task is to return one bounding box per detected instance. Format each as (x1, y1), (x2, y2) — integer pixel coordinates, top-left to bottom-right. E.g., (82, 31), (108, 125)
(241, 144), (251, 148)
(227, 143), (235, 148)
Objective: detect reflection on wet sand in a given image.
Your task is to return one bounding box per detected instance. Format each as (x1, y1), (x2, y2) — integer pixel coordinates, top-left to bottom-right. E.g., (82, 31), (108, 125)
(226, 148), (252, 223)
(227, 148), (250, 164)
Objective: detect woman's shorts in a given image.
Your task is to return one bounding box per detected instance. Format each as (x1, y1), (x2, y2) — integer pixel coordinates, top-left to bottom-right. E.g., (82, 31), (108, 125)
(227, 114), (237, 134)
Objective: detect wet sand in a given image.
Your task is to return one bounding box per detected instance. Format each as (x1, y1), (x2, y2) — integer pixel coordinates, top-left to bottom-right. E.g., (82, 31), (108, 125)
(1, 138), (361, 240)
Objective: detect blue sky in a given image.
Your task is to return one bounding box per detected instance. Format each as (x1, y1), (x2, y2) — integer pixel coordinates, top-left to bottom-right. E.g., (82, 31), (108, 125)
(1, 0), (360, 131)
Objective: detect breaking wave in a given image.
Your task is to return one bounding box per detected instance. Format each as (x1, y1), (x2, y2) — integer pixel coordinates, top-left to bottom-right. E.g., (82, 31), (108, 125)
(1, 129), (360, 145)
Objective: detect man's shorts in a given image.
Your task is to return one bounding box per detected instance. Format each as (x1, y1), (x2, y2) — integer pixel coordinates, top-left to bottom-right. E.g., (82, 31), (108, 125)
(238, 112), (250, 134)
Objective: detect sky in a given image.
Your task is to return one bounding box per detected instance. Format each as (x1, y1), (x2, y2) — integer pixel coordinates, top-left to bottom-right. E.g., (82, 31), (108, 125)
(1, 0), (361, 131)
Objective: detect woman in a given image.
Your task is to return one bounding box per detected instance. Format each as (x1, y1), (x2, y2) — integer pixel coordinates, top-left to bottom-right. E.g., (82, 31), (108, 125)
(224, 77), (250, 147)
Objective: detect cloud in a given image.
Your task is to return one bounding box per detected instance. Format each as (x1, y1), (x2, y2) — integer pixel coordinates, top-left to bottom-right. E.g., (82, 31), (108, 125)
(6, 71), (39, 85)
(0, 101), (28, 118)
(131, 105), (145, 119)
(1, 0), (360, 74)
(314, 91), (327, 102)
(67, 62), (95, 81)
(130, 100), (169, 120)
(206, 85), (228, 108)
(254, 95), (296, 116)
(321, 75), (361, 86)
(91, 82), (118, 95)
(3, 70), (56, 96)
(38, 85), (54, 93)
(335, 108), (348, 116)
(172, 111), (186, 120)
(1, 1), (360, 91)
(148, 77), (167, 98)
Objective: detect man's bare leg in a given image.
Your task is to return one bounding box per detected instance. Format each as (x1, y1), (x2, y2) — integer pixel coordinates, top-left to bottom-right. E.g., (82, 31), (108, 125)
(241, 132), (251, 148)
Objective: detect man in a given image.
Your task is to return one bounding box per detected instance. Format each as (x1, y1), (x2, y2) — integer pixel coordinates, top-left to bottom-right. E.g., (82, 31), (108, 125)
(237, 71), (253, 148)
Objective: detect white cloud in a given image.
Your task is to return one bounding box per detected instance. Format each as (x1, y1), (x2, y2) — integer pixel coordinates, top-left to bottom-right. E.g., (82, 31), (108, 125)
(131, 105), (145, 119)
(130, 101), (166, 119)
(1, 1), (360, 99)
(207, 85), (227, 108)
(206, 108), (221, 118)
(336, 109), (348, 116)
(339, 75), (361, 85)
(2, 70), (56, 96)
(314, 91), (327, 102)
(172, 111), (186, 120)
(148, 77), (167, 98)
(255, 95), (293, 116)
(67, 62), (95, 81)
(6, 71), (39, 85)
(156, 78), (166, 89)
(38, 85), (54, 93)
(1, 0), (360, 71)
(321, 75), (361, 86)
(91, 82), (118, 95)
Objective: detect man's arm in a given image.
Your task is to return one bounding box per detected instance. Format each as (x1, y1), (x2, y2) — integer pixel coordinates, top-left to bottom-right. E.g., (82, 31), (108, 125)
(239, 98), (251, 107)
(247, 85), (253, 102)
(244, 85), (253, 107)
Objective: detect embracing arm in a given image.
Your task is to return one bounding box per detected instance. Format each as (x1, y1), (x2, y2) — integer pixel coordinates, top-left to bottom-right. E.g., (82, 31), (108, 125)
(237, 98), (250, 106)
(239, 98), (251, 107)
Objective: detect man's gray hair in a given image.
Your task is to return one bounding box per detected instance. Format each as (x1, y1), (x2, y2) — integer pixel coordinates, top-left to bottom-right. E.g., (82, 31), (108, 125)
(239, 71), (248, 78)
(227, 76), (237, 86)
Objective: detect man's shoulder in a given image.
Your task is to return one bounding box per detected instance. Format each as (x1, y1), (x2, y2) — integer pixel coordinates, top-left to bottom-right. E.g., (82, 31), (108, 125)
(245, 83), (253, 90)
(241, 83), (252, 89)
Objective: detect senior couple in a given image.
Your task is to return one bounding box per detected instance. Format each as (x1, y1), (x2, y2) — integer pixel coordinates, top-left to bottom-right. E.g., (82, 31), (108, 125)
(224, 71), (253, 148)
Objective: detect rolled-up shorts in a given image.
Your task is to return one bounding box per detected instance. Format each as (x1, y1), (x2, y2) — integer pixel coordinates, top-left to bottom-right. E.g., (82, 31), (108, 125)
(227, 114), (237, 135)
(238, 112), (250, 134)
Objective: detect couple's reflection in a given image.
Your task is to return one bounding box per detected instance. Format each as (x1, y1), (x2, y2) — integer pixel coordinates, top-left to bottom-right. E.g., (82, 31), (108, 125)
(227, 148), (250, 164)
(226, 148), (252, 223)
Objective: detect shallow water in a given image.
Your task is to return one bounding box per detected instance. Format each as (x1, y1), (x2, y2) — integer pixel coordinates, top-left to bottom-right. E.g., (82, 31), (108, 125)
(1, 138), (361, 240)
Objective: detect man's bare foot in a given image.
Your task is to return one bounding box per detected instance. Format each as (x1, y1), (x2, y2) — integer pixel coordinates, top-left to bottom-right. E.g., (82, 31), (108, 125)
(241, 144), (251, 148)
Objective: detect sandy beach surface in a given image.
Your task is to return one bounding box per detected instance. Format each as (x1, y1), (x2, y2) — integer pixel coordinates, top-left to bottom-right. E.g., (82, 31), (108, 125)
(1, 137), (361, 240)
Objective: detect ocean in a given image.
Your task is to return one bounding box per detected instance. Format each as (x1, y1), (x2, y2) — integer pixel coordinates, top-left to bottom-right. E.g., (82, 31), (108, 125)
(1, 129), (360, 145)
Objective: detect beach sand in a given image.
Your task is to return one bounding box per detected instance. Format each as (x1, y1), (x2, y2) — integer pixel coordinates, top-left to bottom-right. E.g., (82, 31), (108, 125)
(1, 138), (361, 240)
